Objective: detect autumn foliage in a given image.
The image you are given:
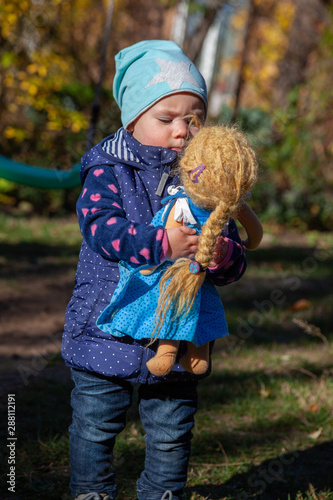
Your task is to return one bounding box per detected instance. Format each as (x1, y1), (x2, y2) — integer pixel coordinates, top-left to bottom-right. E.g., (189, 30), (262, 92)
(0, 0), (332, 227)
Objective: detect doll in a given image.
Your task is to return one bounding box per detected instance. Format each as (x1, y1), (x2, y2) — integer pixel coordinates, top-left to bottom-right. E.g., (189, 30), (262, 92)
(97, 125), (263, 377)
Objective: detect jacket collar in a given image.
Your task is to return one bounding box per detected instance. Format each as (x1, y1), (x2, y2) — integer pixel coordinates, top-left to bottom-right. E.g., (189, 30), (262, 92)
(98, 128), (177, 170)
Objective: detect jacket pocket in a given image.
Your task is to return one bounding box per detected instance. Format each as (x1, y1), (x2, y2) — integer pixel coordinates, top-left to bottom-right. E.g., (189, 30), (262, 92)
(64, 282), (95, 338)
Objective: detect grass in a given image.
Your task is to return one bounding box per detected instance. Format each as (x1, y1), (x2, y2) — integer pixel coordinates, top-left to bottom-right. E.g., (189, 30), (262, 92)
(0, 215), (332, 499)
(0, 212), (82, 273)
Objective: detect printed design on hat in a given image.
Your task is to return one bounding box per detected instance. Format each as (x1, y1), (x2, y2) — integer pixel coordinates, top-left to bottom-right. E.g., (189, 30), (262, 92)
(145, 59), (203, 91)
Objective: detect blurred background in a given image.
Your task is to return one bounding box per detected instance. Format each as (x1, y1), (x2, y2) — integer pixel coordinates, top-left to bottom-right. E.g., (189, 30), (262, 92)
(1, 0), (332, 230)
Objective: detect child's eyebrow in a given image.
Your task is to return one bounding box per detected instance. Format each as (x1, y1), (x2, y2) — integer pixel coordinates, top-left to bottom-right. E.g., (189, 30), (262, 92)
(156, 107), (205, 117)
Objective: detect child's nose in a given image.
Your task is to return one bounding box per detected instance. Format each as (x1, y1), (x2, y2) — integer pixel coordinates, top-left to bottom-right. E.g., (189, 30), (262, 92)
(173, 119), (188, 137)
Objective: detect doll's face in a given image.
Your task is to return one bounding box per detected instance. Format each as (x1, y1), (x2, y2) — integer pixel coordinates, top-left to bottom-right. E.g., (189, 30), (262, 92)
(127, 93), (205, 151)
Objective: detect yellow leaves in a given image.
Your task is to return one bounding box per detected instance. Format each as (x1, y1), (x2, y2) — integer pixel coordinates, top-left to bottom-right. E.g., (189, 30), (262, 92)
(38, 65), (48, 78)
(4, 128), (17, 139)
(18, 78), (42, 98)
(28, 83), (38, 96)
(71, 118), (88, 133)
(47, 121), (63, 131)
(257, 16), (290, 63)
(0, 0), (30, 38)
(53, 81), (63, 92)
(4, 74), (15, 87)
(71, 123), (82, 133)
(232, 7), (248, 31)
(69, 111), (89, 133)
(27, 64), (39, 75)
(4, 127), (30, 142)
(3, 47), (73, 110)
(44, 105), (89, 134)
(19, 81), (29, 92)
(45, 111), (89, 133)
(243, 64), (254, 82)
(2, 0), (30, 12)
(6, 13), (18, 24)
(1, 0), (96, 146)
(14, 96), (26, 105)
(3, 55), (88, 143)
(220, 56), (241, 76)
(258, 63), (279, 82)
(275, 2), (295, 31)
(8, 103), (18, 113)
(244, 0), (296, 104)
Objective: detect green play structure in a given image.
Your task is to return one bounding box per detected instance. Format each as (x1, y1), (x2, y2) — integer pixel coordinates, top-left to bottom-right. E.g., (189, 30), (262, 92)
(0, 156), (81, 190)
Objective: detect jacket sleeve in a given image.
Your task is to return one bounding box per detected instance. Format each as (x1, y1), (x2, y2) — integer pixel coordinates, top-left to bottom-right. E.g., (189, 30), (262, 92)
(77, 165), (166, 266)
(207, 219), (247, 287)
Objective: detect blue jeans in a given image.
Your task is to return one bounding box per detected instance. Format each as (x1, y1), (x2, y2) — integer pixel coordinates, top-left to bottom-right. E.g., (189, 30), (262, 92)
(69, 369), (198, 500)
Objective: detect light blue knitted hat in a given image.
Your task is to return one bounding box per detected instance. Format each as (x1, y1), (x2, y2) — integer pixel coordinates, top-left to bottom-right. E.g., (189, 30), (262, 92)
(113, 40), (207, 129)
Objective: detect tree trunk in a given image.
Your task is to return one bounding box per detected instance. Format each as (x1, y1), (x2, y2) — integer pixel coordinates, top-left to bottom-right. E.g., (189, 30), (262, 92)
(273, 0), (326, 108)
(183, 0), (227, 62)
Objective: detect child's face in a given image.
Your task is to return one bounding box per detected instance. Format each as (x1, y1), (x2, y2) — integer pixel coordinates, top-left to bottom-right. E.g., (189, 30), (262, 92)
(127, 93), (205, 152)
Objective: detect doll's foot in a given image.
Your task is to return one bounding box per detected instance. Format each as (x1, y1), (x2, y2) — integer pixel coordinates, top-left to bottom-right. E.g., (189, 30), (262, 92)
(146, 356), (174, 377)
(146, 340), (179, 377)
(179, 355), (209, 375)
(179, 342), (210, 374)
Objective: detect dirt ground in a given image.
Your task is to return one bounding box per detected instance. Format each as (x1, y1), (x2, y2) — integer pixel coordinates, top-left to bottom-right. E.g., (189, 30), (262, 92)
(0, 229), (329, 397)
(0, 266), (75, 397)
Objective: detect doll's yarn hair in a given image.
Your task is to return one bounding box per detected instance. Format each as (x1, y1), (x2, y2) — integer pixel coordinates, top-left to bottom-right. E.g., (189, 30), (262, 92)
(153, 125), (258, 337)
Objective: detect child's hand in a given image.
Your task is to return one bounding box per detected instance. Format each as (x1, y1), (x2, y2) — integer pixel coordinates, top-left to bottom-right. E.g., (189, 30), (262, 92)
(209, 235), (229, 267)
(166, 226), (199, 261)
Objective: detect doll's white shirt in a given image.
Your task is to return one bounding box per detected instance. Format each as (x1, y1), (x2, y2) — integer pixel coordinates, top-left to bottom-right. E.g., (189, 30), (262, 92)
(162, 185), (197, 226)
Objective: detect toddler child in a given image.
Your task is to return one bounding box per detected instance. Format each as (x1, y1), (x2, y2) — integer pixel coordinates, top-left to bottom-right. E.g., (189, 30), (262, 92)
(97, 124), (262, 377)
(62, 40), (248, 500)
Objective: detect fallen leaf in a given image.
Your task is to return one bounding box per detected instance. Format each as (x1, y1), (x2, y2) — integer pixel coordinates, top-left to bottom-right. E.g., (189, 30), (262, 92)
(308, 427), (323, 440)
(290, 299), (311, 311)
(260, 385), (271, 398)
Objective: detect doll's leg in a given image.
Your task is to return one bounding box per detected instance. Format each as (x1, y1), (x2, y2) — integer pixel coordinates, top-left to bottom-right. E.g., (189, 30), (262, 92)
(146, 340), (180, 377)
(179, 342), (210, 375)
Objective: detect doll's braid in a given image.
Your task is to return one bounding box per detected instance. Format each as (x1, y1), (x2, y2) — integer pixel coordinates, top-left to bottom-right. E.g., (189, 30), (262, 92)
(152, 125), (258, 338)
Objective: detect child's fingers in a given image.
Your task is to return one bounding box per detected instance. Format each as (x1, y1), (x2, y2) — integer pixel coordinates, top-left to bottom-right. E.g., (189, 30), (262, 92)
(166, 226), (198, 260)
(214, 236), (229, 259)
(178, 225), (197, 235)
(179, 226), (199, 255)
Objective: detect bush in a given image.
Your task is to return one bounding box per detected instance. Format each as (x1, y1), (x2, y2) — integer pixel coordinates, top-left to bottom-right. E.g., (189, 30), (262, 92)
(219, 99), (333, 231)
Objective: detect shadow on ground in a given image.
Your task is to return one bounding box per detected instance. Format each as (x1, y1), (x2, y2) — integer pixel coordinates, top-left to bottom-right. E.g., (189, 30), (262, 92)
(185, 441), (333, 499)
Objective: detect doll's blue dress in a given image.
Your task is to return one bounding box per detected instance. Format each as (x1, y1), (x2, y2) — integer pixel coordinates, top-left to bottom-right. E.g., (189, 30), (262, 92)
(97, 187), (229, 346)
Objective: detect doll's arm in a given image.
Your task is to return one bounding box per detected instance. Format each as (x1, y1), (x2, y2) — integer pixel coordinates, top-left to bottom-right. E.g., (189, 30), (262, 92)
(237, 202), (263, 250)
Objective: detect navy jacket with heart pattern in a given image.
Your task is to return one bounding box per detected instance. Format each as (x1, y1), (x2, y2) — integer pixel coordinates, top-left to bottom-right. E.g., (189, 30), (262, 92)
(61, 128), (247, 384)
